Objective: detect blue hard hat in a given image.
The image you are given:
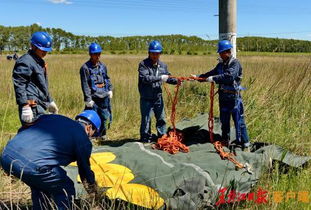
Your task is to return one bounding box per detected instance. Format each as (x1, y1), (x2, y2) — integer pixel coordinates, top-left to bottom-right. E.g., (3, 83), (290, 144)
(217, 40), (233, 53)
(148, 40), (163, 53)
(75, 110), (101, 132)
(30, 31), (53, 52)
(89, 43), (102, 54)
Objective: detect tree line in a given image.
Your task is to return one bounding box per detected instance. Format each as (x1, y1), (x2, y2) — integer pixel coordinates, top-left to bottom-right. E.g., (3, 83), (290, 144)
(1, 24), (311, 54)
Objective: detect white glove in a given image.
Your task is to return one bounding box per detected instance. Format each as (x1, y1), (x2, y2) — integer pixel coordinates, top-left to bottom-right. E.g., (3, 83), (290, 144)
(161, 75), (169, 82)
(206, 76), (214, 82)
(21, 106), (33, 123)
(85, 100), (95, 108)
(48, 101), (59, 114)
(108, 91), (113, 99)
(190, 74), (198, 78)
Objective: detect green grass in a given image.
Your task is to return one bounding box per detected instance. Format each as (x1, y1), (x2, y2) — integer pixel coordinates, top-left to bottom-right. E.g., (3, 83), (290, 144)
(0, 54), (310, 209)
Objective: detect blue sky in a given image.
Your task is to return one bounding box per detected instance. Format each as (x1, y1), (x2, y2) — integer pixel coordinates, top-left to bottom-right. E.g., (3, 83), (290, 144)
(0, 0), (310, 40)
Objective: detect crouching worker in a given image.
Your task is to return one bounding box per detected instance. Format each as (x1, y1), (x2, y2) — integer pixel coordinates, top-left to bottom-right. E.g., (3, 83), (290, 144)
(1, 110), (101, 210)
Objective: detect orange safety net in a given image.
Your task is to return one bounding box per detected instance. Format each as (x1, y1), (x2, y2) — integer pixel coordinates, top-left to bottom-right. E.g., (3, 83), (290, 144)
(152, 76), (205, 154)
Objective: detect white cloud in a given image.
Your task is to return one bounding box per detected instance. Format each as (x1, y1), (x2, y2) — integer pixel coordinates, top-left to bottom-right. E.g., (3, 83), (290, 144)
(48, 0), (73, 5)
(35, 22), (42, 26)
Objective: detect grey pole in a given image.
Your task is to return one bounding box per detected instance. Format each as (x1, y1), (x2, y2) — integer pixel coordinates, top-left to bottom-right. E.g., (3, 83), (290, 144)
(219, 0), (237, 57)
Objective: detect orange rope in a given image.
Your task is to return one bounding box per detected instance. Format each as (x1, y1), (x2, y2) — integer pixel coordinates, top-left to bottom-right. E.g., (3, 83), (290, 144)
(153, 77), (246, 169)
(153, 76), (204, 154)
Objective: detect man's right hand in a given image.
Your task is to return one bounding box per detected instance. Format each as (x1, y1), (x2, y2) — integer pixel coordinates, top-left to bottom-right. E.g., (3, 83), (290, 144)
(85, 100), (95, 108)
(21, 105), (33, 123)
(108, 91), (113, 99)
(83, 181), (102, 201)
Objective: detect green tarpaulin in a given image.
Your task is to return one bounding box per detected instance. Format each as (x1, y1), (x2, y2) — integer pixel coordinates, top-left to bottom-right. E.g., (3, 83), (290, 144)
(65, 113), (310, 209)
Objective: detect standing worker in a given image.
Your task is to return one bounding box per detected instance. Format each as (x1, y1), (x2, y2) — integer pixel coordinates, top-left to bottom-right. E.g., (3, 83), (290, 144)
(80, 43), (113, 141)
(138, 40), (178, 143)
(1, 110), (101, 209)
(12, 31), (59, 126)
(191, 40), (250, 151)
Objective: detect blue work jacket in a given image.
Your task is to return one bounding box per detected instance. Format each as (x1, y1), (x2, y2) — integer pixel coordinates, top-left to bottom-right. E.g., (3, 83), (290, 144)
(1, 114), (95, 185)
(80, 60), (112, 103)
(199, 56), (243, 100)
(12, 50), (52, 109)
(138, 57), (178, 100)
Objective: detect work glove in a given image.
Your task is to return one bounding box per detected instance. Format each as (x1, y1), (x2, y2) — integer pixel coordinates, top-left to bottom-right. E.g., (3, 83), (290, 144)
(108, 91), (113, 99)
(84, 182), (98, 195)
(85, 100), (95, 108)
(83, 181), (102, 202)
(48, 101), (59, 114)
(189, 74), (198, 81)
(161, 75), (169, 82)
(206, 76), (214, 82)
(21, 105), (34, 123)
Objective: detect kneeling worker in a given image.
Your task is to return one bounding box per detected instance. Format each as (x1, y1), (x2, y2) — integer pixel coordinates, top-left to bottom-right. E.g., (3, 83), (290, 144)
(1, 110), (101, 210)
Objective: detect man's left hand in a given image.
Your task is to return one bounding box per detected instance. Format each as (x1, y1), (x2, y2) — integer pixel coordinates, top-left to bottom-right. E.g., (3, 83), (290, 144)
(48, 101), (59, 114)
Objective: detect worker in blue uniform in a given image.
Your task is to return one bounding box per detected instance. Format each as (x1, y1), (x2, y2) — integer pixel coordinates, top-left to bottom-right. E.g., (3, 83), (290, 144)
(80, 43), (113, 141)
(12, 31), (59, 126)
(192, 40), (250, 151)
(0, 110), (101, 210)
(138, 40), (178, 143)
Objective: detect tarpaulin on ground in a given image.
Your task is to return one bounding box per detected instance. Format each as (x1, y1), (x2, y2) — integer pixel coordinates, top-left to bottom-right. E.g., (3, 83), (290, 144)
(65, 113), (311, 209)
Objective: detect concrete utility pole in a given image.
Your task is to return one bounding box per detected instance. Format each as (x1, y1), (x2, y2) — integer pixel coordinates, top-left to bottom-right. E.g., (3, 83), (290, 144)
(219, 0), (237, 57)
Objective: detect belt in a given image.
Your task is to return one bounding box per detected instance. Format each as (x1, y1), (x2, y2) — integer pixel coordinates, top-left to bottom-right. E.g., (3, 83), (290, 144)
(96, 83), (104, 88)
(220, 88), (238, 94)
(27, 100), (37, 107)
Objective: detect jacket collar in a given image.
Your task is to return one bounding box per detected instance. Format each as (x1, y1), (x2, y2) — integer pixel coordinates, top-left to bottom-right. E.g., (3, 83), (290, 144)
(29, 50), (45, 67)
(146, 57), (160, 67)
(219, 55), (235, 65)
(87, 59), (101, 68)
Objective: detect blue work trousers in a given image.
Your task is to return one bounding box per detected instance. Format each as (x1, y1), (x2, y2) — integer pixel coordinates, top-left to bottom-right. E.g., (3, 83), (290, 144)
(1, 148), (75, 210)
(140, 97), (166, 141)
(86, 100), (111, 137)
(219, 96), (250, 147)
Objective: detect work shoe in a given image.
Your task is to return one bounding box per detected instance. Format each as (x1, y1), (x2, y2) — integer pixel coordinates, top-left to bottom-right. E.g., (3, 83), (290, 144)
(151, 134), (160, 142)
(140, 138), (151, 143)
(100, 135), (108, 141)
(242, 147), (250, 152)
(94, 135), (108, 145)
(228, 141), (241, 150)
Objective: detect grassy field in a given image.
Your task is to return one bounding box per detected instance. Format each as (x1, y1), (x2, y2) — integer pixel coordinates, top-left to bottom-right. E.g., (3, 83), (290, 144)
(0, 53), (310, 209)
